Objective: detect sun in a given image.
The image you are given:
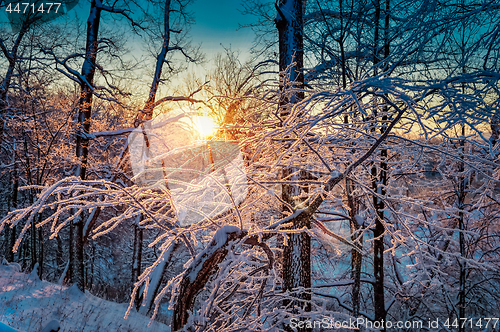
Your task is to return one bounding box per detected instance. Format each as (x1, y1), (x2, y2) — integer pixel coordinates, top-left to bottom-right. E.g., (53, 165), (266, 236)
(194, 116), (217, 138)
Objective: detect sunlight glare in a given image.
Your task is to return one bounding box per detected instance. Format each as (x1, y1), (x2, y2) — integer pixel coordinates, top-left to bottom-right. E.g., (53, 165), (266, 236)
(194, 116), (217, 137)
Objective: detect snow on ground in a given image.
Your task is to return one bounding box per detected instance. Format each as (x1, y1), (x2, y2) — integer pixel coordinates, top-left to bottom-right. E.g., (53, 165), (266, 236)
(0, 260), (169, 332)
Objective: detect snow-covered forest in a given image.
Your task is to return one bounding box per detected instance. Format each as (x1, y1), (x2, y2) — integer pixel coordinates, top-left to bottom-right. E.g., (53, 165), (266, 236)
(1, 0), (500, 331)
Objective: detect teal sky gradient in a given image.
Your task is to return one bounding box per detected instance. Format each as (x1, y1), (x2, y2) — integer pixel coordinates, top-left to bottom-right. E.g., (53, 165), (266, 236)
(190, 0), (255, 54)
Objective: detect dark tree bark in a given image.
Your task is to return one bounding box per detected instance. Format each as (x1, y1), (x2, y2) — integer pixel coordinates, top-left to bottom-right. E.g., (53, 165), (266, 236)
(457, 125), (467, 332)
(132, 0), (181, 310)
(30, 213), (37, 270)
(276, 0), (311, 326)
(89, 244), (95, 289)
(137, 0), (172, 124)
(130, 0), (172, 301)
(131, 222), (143, 283)
(333, 0), (364, 316)
(172, 227), (243, 330)
(5, 159), (19, 262)
(131, 219), (143, 310)
(457, 1), (470, 325)
(72, 214), (85, 291)
(71, 0), (102, 292)
(21, 230), (28, 269)
(38, 215), (44, 277)
(276, 0), (305, 112)
(371, 0), (390, 326)
(347, 178), (363, 318)
(56, 236), (63, 275)
(371, 155), (387, 326)
(68, 216), (73, 284)
(74, 0), (101, 179)
(490, 113), (500, 148)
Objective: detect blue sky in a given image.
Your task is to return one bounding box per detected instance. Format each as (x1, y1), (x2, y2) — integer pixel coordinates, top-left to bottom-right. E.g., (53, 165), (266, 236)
(0, 0), (261, 97)
(0, 0), (256, 54)
(189, 0), (255, 54)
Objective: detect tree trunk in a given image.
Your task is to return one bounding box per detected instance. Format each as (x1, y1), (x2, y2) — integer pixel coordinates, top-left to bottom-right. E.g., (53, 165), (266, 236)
(5, 222), (15, 264)
(335, 1), (364, 316)
(68, 216), (73, 283)
(3, 227), (10, 260)
(136, 227), (143, 283)
(131, 222), (140, 282)
(21, 231), (28, 270)
(38, 215), (44, 278)
(276, 0), (305, 112)
(371, 0), (390, 326)
(71, 0), (102, 293)
(372, 158), (386, 326)
(131, 218), (143, 310)
(458, 128), (467, 332)
(172, 227), (242, 330)
(30, 215), (37, 270)
(132, 0), (171, 308)
(74, 0), (101, 182)
(457, 1), (469, 324)
(136, 0), (171, 124)
(347, 179), (363, 319)
(90, 244), (95, 289)
(73, 217), (85, 291)
(276, 0), (311, 323)
(56, 236), (63, 275)
(6, 156), (19, 262)
(490, 112), (500, 148)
